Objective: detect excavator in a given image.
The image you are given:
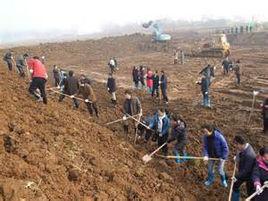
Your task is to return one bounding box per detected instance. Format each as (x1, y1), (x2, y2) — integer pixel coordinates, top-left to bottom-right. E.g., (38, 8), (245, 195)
(142, 21), (171, 42)
(140, 21), (171, 52)
(187, 34), (230, 58)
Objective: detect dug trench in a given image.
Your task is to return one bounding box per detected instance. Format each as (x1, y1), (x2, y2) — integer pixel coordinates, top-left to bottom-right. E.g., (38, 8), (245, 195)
(0, 32), (267, 201)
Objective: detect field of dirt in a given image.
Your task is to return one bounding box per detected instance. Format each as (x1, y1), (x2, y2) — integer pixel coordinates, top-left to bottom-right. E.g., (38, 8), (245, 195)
(0, 31), (267, 201)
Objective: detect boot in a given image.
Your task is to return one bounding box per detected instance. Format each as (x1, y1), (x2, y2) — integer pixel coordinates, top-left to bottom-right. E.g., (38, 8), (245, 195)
(204, 173), (214, 186)
(220, 174), (228, 188)
(182, 151), (188, 162)
(173, 150), (181, 163)
(231, 191), (240, 201)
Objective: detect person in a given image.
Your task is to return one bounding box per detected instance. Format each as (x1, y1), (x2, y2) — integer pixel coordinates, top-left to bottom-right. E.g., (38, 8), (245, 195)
(160, 70), (168, 104)
(180, 50), (185, 65)
(174, 49), (179, 64)
(107, 73), (117, 104)
(222, 57), (231, 75)
(122, 90), (142, 134)
(168, 115), (187, 163)
(79, 74), (91, 85)
(139, 66), (146, 89)
(233, 60), (241, 85)
(52, 65), (60, 87)
(252, 147), (268, 201)
(202, 124), (229, 187)
(59, 70), (79, 109)
(16, 53), (29, 77)
(199, 64), (214, 84)
(136, 112), (154, 142)
(146, 68), (153, 94)
(197, 75), (210, 108)
(149, 108), (170, 156)
(231, 135), (256, 201)
(132, 66), (139, 89)
(261, 98), (268, 134)
(28, 56), (48, 104)
(108, 57), (118, 74)
(3, 50), (15, 71)
(78, 82), (99, 118)
(59, 70), (68, 91)
(151, 70), (160, 98)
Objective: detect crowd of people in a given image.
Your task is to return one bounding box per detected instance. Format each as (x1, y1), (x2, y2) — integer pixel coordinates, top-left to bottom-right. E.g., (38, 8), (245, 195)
(132, 65), (169, 104)
(2, 49), (268, 201)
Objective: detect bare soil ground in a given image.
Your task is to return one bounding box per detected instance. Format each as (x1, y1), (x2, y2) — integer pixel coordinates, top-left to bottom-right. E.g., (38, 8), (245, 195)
(0, 31), (267, 201)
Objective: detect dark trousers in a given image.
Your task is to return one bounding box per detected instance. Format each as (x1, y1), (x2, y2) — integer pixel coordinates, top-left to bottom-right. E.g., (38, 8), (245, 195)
(16, 65), (25, 77)
(151, 87), (159, 97)
(54, 77), (60, 87)
(233, 179), (255, 196)
(86, 102), (99, 117)
(174, 142), (186, 156)
(158, 134), (168, 155)
(140, 79), (145, 87)
(236, 74), (240, 84)
(161, 87), (168, 102)
(134, 81), (139, 88)
(59, 94), (79, 108)
(224, 67), (229, 75)
(29, 77), (47, 104)
(7, 61), (13, 71)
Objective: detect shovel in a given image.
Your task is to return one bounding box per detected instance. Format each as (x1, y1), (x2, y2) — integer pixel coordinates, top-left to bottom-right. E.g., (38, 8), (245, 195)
(228, 160), (237, 201)
(142, 142), (167, 163)
(245, 181), (268, 201)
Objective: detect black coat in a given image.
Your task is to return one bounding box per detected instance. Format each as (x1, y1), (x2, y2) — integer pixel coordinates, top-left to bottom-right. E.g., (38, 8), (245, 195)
(64, 76), (79, 95)
(53, 68), (60, 79)
(252, 157), (268, 201)
(236, 144), (256, 180)
(153, 74), (159, 88)
(200, 77), (209, 94)
(107, 77), (116, 93)
(132, 69), (139, 82)
(123, 97), (141, 115)
(168, 120), (187, 144)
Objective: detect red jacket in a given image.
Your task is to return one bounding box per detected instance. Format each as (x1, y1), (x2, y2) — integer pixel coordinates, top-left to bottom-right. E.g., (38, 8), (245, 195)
(146, 70), (153, 88)
(27, 58), (47, 79)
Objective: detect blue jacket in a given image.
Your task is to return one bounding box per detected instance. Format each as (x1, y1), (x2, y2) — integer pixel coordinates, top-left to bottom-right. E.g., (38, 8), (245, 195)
(149, 114), (170, 136)
(203, 129), (229, 160)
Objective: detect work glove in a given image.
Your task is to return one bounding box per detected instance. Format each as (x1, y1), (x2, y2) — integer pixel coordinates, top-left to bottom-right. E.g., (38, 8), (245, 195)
(231, 176), (237, 183)
(122, 115), (127, 121)
(70, 95), (75, 98)
(203, 156), (209, 161)
(233, 156), (236, 161)
(256, 184), (263, 195)
(84, 99), (89, 103)
(205, 91), (208, 95)
(158, 132), (163, 137)
(253, 91), (260, 96)
(107, 88), (110, 91)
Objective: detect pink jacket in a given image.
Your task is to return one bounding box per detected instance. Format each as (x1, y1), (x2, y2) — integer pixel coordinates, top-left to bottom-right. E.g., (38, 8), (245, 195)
(146, 70), (153, 88)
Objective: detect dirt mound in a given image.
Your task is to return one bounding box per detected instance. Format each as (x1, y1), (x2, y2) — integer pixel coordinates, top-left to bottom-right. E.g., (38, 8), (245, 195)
(0, 31), (267, 201)
(0, 68), (196, 201)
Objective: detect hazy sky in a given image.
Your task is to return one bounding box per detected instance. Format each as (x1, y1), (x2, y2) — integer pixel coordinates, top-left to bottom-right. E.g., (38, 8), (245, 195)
(1, 0), (267, 37)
